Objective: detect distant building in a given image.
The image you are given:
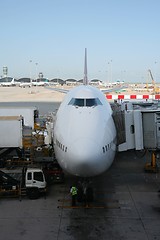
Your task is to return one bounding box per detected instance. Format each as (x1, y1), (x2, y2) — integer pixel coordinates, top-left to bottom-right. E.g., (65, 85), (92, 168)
(90, 79), (102, 85)
(3, 66), (8, 78)
(17, 78), (31, 83)
(50, 78), (65, 85)
(65, 79), (77, 85)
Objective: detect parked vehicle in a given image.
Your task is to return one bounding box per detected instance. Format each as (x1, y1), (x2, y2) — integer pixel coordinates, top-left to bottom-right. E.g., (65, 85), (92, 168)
(0, 167), (47, 199)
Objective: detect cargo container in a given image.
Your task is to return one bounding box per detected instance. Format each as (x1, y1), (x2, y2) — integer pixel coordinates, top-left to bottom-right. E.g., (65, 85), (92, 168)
(0, 116), (23, 148)
(0, 107), (38, 129)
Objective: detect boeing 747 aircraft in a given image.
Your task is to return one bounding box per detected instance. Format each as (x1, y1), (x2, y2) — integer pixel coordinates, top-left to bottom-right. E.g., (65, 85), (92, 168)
(53, 49), (117, 178)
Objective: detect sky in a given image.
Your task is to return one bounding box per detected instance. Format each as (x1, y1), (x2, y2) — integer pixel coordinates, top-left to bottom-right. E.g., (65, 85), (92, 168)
(0, 0), (160, 83)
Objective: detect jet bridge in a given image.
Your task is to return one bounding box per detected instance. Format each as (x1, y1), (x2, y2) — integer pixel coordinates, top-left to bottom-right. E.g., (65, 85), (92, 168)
(117, 102), (160, 151)
(113, 101), (160, 172)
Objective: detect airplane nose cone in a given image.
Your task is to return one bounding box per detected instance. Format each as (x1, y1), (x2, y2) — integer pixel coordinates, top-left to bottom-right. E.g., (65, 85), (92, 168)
(68, 138), (103, 177)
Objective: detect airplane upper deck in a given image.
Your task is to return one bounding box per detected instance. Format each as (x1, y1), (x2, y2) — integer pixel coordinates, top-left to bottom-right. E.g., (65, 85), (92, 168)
(66, 85), (107, 98)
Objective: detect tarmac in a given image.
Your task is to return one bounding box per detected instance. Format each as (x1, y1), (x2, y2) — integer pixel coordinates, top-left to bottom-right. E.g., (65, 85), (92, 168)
(0, 84), (151, 103)
(0, 150), (160, 240)
(0, 86), (65, 102)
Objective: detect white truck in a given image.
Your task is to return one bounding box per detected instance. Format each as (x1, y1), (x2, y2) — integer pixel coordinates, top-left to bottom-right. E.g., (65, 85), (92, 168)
(0, 167), (47, 199)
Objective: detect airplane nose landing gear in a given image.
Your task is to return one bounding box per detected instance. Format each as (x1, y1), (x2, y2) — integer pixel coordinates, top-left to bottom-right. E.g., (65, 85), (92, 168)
(77, 179), (94, 206)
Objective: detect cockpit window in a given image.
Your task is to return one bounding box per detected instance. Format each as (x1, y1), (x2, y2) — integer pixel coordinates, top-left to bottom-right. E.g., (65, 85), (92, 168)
(68, 98), (102, 107)
(68, 98), (84, 106)
(86, 98), (102, 106)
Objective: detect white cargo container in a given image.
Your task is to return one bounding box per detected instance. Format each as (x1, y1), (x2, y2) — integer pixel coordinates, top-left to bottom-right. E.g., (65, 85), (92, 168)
(0, 116), (23, 148)
(0, 107), (37, 129)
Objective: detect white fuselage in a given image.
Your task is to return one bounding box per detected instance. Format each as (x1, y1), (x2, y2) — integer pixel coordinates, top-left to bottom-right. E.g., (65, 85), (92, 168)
(53, 85), (117, 177)
(32, 81), (49, 86)
(0, 79), (15, 87)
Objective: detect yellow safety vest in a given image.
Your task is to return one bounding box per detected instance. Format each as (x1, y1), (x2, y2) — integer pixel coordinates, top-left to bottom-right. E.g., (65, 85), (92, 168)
(71, 186), (77, 196)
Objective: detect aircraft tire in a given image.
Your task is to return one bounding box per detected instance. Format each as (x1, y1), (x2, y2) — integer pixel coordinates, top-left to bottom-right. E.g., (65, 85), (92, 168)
(77, 187), (84, 202)
(86, 187), (94, 202)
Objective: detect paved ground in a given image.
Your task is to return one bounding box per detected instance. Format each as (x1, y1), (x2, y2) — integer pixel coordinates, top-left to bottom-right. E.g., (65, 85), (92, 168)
(0, 86), (65, 102)
(0, 150), (160, 240)
(0, 85), (150, 103)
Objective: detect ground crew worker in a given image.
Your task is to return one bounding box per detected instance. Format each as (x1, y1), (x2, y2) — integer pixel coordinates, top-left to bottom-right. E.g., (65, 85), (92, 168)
(70, 185), (78, 206)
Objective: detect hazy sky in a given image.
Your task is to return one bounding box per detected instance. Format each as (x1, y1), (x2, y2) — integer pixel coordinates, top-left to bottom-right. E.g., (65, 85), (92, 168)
(1, 0), (160, 82)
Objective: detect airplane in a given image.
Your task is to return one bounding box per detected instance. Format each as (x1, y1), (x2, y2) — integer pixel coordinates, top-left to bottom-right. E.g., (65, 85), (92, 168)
(32, 79), (49, 86)
(19, 82), (32, 88)
(53, 49), (117, 178)
(0, 78), (15, 87)
(19, 79), (49, 87)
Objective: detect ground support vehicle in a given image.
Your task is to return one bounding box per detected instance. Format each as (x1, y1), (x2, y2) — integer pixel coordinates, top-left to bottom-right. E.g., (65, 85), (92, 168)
(43, 161), (64, 184)
(0, 167), (47, 199)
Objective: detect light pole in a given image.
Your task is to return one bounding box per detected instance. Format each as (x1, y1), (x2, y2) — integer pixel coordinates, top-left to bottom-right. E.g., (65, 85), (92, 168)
(154, 61), (157, 82)
(107, 60), (112, 84)
(107, 62), (110, 84)
(110, 60), (112, 84)
(29, 60), (32, 84)
(35, 62), (38, 92)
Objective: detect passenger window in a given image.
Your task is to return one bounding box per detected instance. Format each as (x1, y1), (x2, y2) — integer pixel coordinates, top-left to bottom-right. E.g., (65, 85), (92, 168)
(102, 147), (105, 153)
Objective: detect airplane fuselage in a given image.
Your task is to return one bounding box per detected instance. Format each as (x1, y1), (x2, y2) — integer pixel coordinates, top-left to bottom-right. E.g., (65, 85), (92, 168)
(53, 85), (117, 177)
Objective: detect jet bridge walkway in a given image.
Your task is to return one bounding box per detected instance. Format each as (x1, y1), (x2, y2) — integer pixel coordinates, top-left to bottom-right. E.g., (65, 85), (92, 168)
(113, 101), (160, 172)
